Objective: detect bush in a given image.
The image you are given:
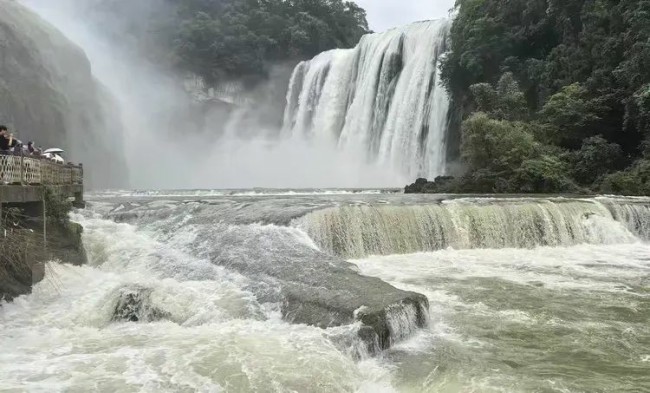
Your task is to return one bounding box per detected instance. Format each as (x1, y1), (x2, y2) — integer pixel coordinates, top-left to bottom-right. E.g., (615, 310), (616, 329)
(514, 155), (579, 193)
(570, 136), (624, 186)
(43, 187), (72, 224)
(599, 159), (650, 195)
(461, 112), (537, 173)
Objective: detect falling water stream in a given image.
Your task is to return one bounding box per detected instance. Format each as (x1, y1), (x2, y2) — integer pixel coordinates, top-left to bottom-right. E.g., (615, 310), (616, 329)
(283, 21), (451, 180)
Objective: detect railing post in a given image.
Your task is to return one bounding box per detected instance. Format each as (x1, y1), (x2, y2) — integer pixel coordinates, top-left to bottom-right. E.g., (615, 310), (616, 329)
(20, 151), (24, 185)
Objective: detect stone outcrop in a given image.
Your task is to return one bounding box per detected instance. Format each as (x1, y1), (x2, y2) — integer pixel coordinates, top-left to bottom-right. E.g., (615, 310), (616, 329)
(1, 219), (87, 302)
(111, 285), (170, 323)
(405, 176), (457, 193)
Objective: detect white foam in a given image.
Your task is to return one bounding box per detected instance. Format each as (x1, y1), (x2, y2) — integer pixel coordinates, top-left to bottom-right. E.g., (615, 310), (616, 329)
(0, 213), (397, 391)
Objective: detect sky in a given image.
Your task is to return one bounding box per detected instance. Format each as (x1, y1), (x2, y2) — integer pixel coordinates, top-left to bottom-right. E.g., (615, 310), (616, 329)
(355, 0), (457, 32)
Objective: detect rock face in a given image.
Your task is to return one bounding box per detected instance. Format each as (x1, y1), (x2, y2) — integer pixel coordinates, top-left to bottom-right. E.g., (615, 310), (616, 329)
(405, 176), (457, 193)
(0, 1), (126, 188)
(196, 227), (431, 354)
(0, 220), (87, 302)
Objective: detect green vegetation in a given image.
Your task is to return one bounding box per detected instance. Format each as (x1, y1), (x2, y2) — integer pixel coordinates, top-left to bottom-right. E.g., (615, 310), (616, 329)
(88, 0), (368, 86)
(174, 0), (368, 85)
(43, 187), (73, 225)
(427, 0), (650, 195)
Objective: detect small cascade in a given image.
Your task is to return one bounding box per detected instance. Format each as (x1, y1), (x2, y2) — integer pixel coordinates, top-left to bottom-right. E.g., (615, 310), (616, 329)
(296, 198), (650, 258)
(283, 20), (451, 180)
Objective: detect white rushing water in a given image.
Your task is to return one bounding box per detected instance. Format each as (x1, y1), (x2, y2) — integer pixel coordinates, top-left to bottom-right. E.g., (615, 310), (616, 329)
(0, 211), (393, 392)
(351, 243), (650, 392)
(283, 20), (451, 181)
(2, 194), (649, 392)
(297, 197), (650, 258)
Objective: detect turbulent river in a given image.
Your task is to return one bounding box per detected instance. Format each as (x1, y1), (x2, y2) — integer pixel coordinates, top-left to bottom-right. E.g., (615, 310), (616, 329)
(1, 191), (649, 392)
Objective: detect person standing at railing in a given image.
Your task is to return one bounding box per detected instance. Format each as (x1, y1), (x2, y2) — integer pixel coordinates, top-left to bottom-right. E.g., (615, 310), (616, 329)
(0, 126), (10, 152)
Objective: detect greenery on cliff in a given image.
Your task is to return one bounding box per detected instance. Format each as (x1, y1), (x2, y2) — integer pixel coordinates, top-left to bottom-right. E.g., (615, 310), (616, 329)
(174, 0), (368, 85)
(87, 0), (368, 86)
(416, 0), (650, 195)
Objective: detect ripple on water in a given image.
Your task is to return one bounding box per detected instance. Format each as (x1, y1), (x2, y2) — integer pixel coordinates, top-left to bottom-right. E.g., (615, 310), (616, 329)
(351, 243), (650, 392)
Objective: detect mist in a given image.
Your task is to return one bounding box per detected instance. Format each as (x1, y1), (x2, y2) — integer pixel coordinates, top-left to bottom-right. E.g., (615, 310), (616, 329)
(20, 0), (407, 190)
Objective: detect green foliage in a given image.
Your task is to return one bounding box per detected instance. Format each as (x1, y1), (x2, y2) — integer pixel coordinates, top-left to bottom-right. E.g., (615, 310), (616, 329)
(43, 187), (72, 225)
(440, 0), (650, 195)
(172, 0), (368, 84)
(461, 112), (536, 173)
(82, 0), (368, 86)
(570, 136), (624, 186)
(599, 159), (650, 196)
(513, 155), (576, 193)
(469, 72), (527, 120)
(538, 83), (603, 147)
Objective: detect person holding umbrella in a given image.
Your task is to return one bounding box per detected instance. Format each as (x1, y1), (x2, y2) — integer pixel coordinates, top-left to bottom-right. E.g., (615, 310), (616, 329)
(43, 148), (65, 163)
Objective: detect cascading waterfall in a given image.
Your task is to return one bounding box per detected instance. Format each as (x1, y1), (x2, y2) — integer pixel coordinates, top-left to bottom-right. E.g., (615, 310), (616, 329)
(283, 20), (451, 181)
(296, 198), (650, 258)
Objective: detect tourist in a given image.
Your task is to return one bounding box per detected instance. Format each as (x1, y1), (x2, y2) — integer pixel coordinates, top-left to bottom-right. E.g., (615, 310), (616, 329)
(0, 126), (9, 152)
(7, 133), (18, 152)
(11, 137), (22, 155)
(27, 141), (35, 155)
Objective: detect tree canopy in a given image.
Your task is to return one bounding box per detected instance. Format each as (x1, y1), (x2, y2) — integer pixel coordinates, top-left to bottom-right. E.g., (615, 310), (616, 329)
(435, 0), (650, 195)
(81, 0), (368, 86)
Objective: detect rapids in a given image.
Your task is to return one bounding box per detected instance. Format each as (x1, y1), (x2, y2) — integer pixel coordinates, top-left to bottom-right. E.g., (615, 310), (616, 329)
(1, 191), (649, 392)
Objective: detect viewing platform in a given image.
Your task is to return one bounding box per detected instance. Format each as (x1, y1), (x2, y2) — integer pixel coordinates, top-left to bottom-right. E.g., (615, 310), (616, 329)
(0, 153), (83, 205)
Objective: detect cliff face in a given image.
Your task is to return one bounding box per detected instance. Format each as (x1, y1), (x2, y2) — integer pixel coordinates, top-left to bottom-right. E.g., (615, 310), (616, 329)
(0, 221), (87, 302)
(0, 0), (127, 188)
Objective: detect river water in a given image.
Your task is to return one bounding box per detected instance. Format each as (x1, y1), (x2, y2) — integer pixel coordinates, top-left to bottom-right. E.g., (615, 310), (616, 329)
(1, 191), (649, 392)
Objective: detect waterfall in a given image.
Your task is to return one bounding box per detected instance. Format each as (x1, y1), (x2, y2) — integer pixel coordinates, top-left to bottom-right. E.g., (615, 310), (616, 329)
(296, 198), (650, 258)
(283, 20), (451, 181)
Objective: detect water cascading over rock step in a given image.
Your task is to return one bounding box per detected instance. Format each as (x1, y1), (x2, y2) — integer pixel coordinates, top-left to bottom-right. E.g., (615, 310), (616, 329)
(296, 198), (650, 258)
(283, 20), (451, 181)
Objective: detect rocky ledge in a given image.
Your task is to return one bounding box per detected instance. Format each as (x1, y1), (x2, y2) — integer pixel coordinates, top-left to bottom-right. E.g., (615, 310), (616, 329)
(0, 220), (87, 302)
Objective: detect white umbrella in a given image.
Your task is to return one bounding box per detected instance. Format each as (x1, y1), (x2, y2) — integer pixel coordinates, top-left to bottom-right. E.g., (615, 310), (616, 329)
(44, 148), (64, 154)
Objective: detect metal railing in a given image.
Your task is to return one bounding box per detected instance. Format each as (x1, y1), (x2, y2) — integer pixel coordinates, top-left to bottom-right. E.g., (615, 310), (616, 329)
(0, 153), (82, 186)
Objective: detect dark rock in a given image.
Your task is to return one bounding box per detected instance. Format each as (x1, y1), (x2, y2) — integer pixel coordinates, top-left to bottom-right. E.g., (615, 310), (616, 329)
(0, 266), (32, 302)
(282, 281), (429, 353)
(405, 178), (430, 193)
(1, 220), (87, 302)
(405, 176), (457, 193)
(198, 225), (431, 355)
(112, 285), (170, 323)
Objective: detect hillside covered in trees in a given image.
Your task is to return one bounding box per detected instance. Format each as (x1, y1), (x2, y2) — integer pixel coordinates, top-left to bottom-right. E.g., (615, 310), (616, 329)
(411, 0), (650, 195)
(83, 0), (369, 86)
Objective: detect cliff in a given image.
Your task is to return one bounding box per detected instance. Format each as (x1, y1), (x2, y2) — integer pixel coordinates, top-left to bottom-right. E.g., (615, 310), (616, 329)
(0, 0), (126, 188)
(0, 220), (87, 302)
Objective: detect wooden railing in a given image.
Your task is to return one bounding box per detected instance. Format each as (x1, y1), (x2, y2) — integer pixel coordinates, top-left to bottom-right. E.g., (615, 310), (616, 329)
(0, 153), (82, 186)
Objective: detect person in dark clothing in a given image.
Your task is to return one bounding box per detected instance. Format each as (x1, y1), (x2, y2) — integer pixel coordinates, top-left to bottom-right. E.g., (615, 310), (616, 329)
(0, 125), (9, 151)
(27, 141), (35, 154)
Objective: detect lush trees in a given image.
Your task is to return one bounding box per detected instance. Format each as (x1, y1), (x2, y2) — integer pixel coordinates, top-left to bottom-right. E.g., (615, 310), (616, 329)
(172, 0), (368, 84)
(436, 0), (650, 195)
(82, 0), (368, 86)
